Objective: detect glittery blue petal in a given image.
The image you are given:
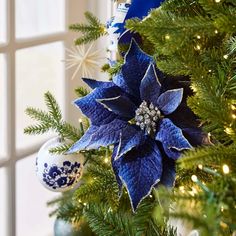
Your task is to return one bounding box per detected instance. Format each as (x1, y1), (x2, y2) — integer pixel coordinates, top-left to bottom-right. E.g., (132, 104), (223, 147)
(82, 78), (114, 89)
(67, 125), (99, 154)
(117, 140), (162, 211)
(113, 72), (134, 96)
(182, 128), (211, 146)
(85, 119), (130, 149)
(156, 118), (192, 160)
(118, 31), (142, 46)
(74, 86), (121, 125)
(112, 145), (123, 194)
(97, 95), (137, 119)
(157, 88), (183, 115)
(113, 39), (153, 98)
(140, 64), (161, 103)
(72, 119), (130, 153)
(159, 156), (176, 187)
(115, 127), (146, 160)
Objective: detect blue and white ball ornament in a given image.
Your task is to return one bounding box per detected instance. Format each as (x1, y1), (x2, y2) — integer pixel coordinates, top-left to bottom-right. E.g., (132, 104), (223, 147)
(36, 137), (83, 192)
(107, 2), (131, 55)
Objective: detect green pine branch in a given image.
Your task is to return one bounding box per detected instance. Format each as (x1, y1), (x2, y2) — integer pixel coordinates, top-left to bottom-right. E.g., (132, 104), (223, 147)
(24, 123), (51, 135)
(169, 175), (236, 236)
(75, 86), (89, 97)
(25, 107), (53, 124)
(227, 36), (236, 54)
(69, 11), (107, 45)
(57, 200), (84, 224)
(49, 143), (73, 155)
(179, 145), (236, 172)
(48, 192), (84, 223)
(83, 203), (135, 236)
(133, 198), (177, 236)
(198, 0), (236, 33)
(74, 161), (119, 209)
(44, 91), (62, 124)
(58, 122), (81, 142)
(101, 60), (124, 77)
(175, 168), (213, 187)
(24, 92), (82, 143)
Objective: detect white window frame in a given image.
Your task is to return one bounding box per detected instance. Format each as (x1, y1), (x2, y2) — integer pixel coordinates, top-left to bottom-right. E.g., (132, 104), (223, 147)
(0, 1), (88, 236)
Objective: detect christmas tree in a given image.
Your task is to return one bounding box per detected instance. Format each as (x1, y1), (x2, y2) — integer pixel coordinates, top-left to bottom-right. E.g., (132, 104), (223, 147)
(25, 0), (236, 235)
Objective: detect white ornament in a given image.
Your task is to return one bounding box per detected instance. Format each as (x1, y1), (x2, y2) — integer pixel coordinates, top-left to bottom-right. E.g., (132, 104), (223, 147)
(36, 137), (83, 192)
(63, 43), (105, 79)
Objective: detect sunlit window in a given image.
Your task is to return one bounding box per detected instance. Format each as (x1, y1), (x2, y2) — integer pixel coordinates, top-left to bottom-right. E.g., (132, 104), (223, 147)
(0, 1), (89, 235)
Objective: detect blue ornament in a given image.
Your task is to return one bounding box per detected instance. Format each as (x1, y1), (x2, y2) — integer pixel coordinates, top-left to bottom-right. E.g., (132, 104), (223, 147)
(54, 219), (74, 236)
(36, 137), (83, 192)
(68, 40), (207, 211)
(54, 219), (94, 236)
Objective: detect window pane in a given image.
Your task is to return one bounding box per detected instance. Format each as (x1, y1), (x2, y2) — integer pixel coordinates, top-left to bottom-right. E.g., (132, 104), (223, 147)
(16, 155), (58, 236)
(16, 42), (64, 150)
(0, 54), (7, 158)
(0, 0), (7, 44)
(0, 168), (8, 236)
(16, 0), (65, 39)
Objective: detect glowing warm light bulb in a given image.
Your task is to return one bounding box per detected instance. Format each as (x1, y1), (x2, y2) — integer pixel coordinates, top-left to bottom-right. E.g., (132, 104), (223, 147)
(220, 221), (228, 229)
(198, 164), (203, 170)
(215, 0), (221, 2)
(215, 30), (218, 34)
(165, 34), (170, 40)
(179, 186), (185, 192)
(104, 157), (109, 163)
(225, 127), (233, 135)
(189, 190), (195, 196)
(231, 104), (236, 110)
(222, 164), (229, 174)
(197, 35), (201, 39)
(232, 114), (236, 119)
(191, 175), (198, 182)
(196, 45), (201, 50)
(191, 84), (197, 92)
(223, 54), (229, 59)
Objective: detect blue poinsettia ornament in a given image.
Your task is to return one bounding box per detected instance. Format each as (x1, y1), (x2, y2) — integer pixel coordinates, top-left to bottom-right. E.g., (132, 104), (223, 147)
(68, 40), (205, 211)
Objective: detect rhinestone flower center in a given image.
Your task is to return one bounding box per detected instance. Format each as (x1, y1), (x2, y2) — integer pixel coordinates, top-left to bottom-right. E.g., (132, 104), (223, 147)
(135, 101), (161, 135)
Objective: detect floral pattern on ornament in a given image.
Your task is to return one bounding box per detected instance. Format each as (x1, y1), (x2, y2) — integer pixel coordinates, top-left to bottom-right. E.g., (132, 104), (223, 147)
(41, 161), (82, 190)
